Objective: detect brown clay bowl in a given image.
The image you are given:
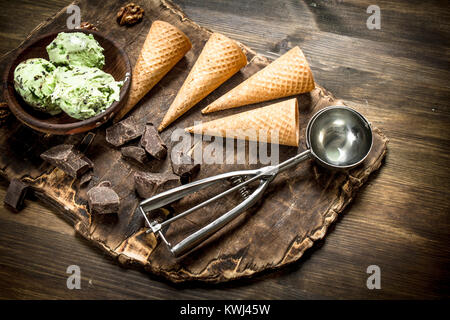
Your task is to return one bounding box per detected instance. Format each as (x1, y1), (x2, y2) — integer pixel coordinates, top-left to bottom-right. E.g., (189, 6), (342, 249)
(3, 29), (131, 135)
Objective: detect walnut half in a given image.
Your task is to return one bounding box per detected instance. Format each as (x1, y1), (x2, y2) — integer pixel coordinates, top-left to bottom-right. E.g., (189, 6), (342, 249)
(117, 3), (144, 26)
(79, 22), (98, 31)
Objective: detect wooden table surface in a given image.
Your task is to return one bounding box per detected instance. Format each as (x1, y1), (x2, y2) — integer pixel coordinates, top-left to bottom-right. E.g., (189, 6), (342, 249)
(0, 0), (449, 299)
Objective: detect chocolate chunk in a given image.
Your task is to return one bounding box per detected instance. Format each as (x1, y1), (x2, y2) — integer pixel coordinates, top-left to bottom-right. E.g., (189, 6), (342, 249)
(140, 123), (167, 160)
(121, 146), (148, 164)
(171, 150), (200, 184)
(4, 179), (29, 213)
(79, 171), (93, 187)
(106, 116), (145, 147)
(87, 182), (120, 214)
(78, 132), (96, 153)
(40, 144), (93, 178)
(134, 171), (181, 199)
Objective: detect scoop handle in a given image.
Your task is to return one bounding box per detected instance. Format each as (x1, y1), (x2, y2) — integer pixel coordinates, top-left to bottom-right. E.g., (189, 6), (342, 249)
(139, 169), (258, 214)
(170, 178), (272, 257)
(275, 149), (312, 174)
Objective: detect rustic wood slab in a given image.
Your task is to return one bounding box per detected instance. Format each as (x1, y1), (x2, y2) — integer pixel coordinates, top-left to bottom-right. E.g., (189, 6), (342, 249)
(0, 0), (388, 283)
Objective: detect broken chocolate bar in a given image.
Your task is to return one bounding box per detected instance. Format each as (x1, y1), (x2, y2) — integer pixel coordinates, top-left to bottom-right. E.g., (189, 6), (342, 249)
(171, 150), (200, 184)
(121, 146), (148, 164)
(134, 171), (181, 199)
(140, 123), (167, 160)
(79, 171), (93, 187)
(40, 144), (93, 178)
(87, 181), (120, 214)
(3, 179), (29, 213)
(106, 116), (145, 147)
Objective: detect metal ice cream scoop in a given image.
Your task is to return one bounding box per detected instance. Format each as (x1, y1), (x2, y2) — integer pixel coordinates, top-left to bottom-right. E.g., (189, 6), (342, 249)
(138, 105), (373, 257)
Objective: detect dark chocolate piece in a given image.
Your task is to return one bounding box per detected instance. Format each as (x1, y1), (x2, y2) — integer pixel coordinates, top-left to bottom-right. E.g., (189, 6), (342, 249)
(78, 132), (96, 153)
(134, 171), (181, 199)
(79, 172), (93, 187)
(3, 179), (29, 213)
(171, 150), (200, 184)
(140, 123), (167, 160)
(87, 181), (120, 214)
(40, 144), (93, 178)
(121, 146), (148, 164)
(106, 116), (145, 147)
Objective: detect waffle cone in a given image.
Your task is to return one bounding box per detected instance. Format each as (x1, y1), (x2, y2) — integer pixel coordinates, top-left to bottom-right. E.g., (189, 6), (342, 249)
(158, 33), (247, 131)
(202, 46), (314, 114)
(114, 21), (191, 122)
(185, 98), (299, 146)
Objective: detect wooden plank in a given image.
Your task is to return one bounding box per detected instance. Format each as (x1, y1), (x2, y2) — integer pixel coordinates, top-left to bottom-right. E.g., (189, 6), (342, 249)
(0, 0), (387, 283)
(0, 0), (448, 298)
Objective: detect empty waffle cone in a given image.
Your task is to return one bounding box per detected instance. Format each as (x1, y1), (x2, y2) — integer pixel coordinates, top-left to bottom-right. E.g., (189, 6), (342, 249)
(158, 33), (247, 131)
(114, 21), (191, 122)
(202, 46), (314, 114)
(186, 98), (299, 147)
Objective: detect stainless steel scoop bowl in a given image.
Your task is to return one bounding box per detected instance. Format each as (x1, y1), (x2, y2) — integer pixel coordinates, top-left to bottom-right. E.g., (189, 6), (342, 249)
(139, 105), (373, 257)
(306, 105), (373, 169)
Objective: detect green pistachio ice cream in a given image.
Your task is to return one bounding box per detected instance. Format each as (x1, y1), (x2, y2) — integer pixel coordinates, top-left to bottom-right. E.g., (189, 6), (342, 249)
(13, 58), (61, 115)
(13, 32), (123, 119)
(52, 65), (123, 120)
(46, 32), (105, 68)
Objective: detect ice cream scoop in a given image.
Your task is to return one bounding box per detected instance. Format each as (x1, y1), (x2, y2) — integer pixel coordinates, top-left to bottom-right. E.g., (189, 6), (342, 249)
(140, 106), (373, 257)
(13, 58), (61, 115)
(52, 65), (123, 120)
(46, 32), (105, 68)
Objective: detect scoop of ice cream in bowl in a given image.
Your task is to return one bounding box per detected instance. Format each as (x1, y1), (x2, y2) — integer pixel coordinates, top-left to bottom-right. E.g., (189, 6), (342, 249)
(3, 29), (131, 135)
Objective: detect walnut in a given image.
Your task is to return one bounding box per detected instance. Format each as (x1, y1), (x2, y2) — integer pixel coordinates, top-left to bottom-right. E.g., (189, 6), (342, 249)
(79, 22), (98, 31)
(0, 102), (11, 126)
(117, 3), (144, 26)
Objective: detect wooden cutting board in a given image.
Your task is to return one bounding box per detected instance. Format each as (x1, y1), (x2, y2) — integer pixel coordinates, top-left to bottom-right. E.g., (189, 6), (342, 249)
(0, 0), (388, 283)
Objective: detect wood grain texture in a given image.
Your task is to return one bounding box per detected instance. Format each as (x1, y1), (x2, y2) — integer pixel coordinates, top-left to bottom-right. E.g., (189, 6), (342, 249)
(0, 0), (449, 299)
(0, 0), (387, 283)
